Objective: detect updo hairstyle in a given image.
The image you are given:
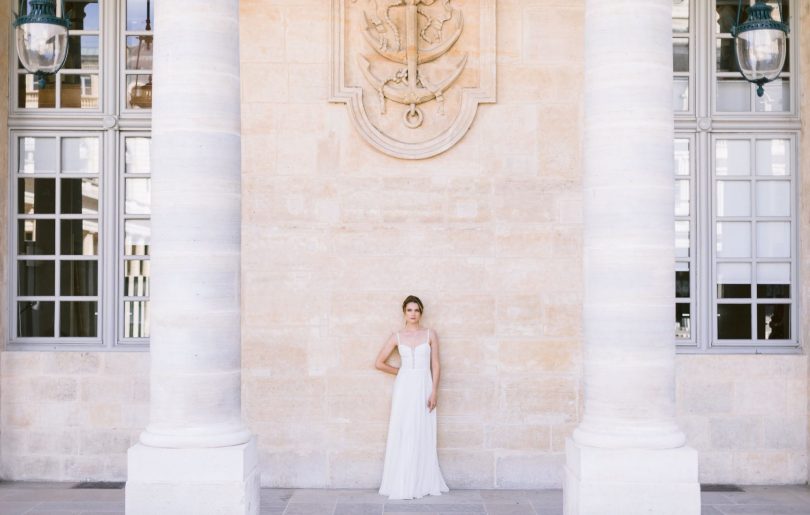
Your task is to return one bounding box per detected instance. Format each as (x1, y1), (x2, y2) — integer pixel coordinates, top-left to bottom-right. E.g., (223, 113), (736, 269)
(402, 295), (424, 314)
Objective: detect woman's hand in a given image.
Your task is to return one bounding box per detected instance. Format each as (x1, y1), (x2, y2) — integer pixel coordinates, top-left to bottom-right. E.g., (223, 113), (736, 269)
(427, 392), (438, 412)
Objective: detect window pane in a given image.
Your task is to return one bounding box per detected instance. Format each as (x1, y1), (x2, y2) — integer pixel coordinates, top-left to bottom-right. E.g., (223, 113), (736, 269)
(716, 38), (739, 72)
(716, 222), (750, 258)
(716, 181), (750, 217)
(755, 79), (789, 112)
(756, 181), (790, 217)
(124, 260), (150, 297)
(125, 220), (151, 256)
(61, 178), (99, 215)
(126, 0), (155, 30)
(673, 38), (689, 72)
(125, 138), (151, 173)
(716, 140), (750, 176)
(18, 261), (55, 296)
(675, 179), (690, 216)
(756, 222), (790, 258)
(64, 36), (99, 70)
(673, 0), (689, 32)
(61, 74), (99, 109)
(755, 139), (789, 176)
(62, 138), (100, 173)
(757, 304), (789, 340)
(673, 78), (689, 112)
(676, 265), (690, 298)
(674, 139), (690, 176)
(70, 0), (99, 31)
(717, 304), (751, 339)
(124, 301), (150, 338)
(61, 220), (99, 255)
(19, 137), (57, 173)
(715, 1), (739, 33)
(675, 221), (690, 258)
(60, 301), (98, 337)
(18, 74), (56, 109)
(17, 301), (55, 337)
(125, 178), (151, 214)
(717, 80), (750, 112)
(19, 220), (55, 255)
(126, 36), (153, 70)
(676, 303), (691, 340)
(717, 263), (751, 299)
(18, 178), (56, 214)
(126, 75), (153, 109)
(757, 263), (790, 298)
(60, 261), (98, 296)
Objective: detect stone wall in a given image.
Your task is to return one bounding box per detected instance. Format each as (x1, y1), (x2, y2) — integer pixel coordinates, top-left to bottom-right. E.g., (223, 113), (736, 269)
(0, 352), (148, 480)
(676, 355), (807, 484)
(239, 0), (585, 488)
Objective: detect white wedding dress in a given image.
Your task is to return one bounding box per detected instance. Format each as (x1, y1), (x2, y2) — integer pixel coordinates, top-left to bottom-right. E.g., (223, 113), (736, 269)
(379, 329), (449, 499)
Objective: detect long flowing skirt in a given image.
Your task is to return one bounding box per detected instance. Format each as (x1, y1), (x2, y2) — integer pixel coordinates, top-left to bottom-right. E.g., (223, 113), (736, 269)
(379, 368), (449, 500)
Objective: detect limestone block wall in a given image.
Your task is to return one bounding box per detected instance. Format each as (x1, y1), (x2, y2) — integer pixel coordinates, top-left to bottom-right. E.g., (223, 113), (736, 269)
(0, 352), (149, 480)
(239, 0), (585, 488)
(676, 356), (807, 484)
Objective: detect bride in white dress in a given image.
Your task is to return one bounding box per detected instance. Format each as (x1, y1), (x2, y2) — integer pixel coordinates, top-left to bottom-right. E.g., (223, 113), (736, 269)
(375, 296), (449, 499)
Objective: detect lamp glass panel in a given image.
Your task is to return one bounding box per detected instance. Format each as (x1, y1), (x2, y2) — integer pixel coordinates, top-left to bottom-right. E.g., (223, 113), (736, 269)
(16, 23), (68, 74)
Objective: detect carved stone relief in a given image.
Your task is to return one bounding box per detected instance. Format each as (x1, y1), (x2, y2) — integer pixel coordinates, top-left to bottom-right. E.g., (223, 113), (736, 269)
(330, 0), (496, 159)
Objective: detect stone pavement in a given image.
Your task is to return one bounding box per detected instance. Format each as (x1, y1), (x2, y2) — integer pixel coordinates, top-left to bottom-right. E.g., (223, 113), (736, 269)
(1, 482), (810, 514)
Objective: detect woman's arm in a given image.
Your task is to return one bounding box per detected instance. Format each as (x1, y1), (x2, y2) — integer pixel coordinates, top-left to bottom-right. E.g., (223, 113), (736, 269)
(428, 329), (441, 411)
(375, 333), (400, 375)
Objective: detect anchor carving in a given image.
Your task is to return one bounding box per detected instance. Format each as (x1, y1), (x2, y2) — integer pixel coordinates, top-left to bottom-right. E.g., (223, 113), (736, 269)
(357, 0), (467, 129)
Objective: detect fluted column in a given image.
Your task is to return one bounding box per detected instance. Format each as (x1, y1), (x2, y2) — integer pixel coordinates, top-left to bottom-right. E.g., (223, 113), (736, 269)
(126, 1), (259, 513)
(563, 1), (699, 513)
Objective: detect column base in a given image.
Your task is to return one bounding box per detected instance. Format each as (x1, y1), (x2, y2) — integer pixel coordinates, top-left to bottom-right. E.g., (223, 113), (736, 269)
(126, 436), (260, 515)
(564, 438), (699, 515)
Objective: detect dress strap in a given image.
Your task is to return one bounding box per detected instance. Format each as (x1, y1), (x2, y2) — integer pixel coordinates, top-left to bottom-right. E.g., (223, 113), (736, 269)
(425, 328), (430, 345)
(396, 332), (401, 346)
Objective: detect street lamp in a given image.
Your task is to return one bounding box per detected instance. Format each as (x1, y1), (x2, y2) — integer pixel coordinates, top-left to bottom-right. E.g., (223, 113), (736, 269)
(13, 0), (70, 89)
(730, 0), (789, 97)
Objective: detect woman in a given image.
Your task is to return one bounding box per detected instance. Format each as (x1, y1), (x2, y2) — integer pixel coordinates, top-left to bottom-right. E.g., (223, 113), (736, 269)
(375, 295), (449, 499)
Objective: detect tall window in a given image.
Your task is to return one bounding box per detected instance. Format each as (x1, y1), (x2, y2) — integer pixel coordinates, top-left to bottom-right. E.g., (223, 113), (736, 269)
(672, 0), (799, 352)
(9, 0), (154, 348)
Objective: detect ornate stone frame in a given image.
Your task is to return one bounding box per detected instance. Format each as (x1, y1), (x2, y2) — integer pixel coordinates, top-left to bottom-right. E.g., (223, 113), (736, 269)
(329, 0), (496, 160)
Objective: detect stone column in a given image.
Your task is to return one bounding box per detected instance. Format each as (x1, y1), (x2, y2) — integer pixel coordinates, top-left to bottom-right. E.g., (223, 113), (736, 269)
(563, 1), (699, 513)
(125, 1), (259, 514)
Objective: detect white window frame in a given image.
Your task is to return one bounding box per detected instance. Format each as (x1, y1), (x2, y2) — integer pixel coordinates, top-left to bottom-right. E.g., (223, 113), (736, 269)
(7, 0), (151, 351)
(674, 0), (801, 354)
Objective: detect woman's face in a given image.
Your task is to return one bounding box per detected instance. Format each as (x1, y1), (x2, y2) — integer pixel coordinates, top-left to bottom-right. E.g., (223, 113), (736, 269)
(403, 302), (422, 325)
